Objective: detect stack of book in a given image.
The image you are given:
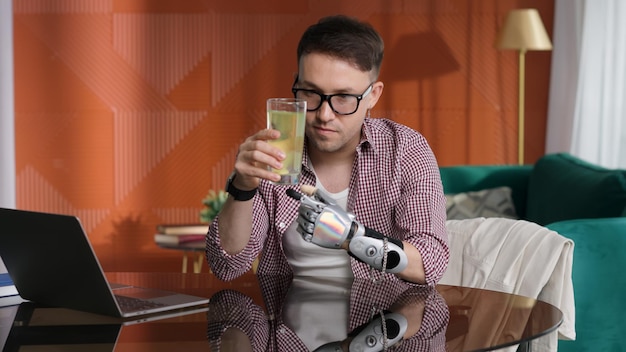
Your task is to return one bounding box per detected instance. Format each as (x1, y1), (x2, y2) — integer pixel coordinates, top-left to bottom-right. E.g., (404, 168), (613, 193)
(154, 224), (209, 247)
(0, 272), (18, 298)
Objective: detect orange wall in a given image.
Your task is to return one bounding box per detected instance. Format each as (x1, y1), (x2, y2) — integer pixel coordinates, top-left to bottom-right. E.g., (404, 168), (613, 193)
(12, 0), (554, 272)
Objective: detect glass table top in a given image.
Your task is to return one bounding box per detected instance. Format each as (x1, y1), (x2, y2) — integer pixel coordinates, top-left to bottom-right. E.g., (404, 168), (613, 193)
(0, 272), (563, 351)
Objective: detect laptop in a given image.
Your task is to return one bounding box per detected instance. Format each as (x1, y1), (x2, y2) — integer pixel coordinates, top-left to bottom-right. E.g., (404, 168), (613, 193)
(1, 301), (210, 351)
(1, 302), (121, 351)
(0, 208), (210, 319)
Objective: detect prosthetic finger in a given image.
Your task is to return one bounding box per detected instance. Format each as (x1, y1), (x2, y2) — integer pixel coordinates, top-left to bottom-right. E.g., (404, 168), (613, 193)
(287, 188), (327, 211)
(295, 214), (315, 241)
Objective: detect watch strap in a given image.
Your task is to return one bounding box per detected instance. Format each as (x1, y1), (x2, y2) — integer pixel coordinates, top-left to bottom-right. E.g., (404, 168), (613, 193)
(225, 174), (257, 201)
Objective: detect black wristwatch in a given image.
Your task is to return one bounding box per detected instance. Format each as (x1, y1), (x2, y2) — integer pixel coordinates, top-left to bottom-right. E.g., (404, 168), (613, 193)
(225, 173), (257, 201)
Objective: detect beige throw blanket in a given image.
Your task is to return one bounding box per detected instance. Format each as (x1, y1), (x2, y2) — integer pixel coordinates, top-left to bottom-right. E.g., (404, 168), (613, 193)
(440, 217), (575, 352)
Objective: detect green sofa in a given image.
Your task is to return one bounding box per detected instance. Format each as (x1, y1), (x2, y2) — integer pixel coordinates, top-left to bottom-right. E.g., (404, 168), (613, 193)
(439, 153), (626, 352)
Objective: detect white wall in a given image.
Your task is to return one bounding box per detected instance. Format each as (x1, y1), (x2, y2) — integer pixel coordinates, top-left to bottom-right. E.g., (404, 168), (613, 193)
(0, 0), (15, 273)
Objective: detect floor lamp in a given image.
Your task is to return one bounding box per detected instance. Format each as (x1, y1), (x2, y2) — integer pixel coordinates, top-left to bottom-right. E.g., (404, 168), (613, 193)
(495, 9), (552, 165)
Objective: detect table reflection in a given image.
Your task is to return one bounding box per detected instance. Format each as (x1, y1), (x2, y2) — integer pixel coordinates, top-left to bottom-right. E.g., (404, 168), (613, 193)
(207, 276), (449, 351)
(0, 273), (562, 351)
(439, 285), (563, 351)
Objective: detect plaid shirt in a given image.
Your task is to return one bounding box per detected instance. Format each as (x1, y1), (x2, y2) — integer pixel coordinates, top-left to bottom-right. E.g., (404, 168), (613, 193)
(206, 275), (449, 351)
(345, 278), (449, 351)
(206, 288), (270, 351)
(207, 118), (449, 286)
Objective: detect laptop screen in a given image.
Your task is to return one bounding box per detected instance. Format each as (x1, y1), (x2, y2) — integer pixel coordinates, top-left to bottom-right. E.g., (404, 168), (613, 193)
(2, 302), (121, 352)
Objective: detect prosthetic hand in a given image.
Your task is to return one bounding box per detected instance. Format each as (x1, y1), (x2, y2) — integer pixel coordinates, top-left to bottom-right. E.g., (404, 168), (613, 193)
(286, 186), (408, 273)
(313, 311), (408, 352)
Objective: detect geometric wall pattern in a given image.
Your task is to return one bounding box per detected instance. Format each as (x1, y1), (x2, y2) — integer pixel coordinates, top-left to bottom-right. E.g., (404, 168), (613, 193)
(12, 0), (554, 272)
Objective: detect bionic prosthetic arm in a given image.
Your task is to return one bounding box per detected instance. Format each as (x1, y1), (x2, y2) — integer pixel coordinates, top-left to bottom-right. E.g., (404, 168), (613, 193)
(313, 311), (408, 352)
(286, 187), (408, 274)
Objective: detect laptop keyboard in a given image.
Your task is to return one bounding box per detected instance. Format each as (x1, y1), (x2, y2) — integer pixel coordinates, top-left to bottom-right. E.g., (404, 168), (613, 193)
(115, 295), (167, 312)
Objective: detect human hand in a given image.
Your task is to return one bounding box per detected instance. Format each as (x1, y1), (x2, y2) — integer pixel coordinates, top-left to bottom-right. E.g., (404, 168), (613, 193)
(232, 129), (286, 189)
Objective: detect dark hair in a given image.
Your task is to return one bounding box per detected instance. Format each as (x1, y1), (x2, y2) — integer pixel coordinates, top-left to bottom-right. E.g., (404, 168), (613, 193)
(297, 15), (384, 78)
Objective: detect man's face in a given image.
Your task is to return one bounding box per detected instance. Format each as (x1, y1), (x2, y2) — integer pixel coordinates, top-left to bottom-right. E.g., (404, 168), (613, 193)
(297, 53), (383, 155)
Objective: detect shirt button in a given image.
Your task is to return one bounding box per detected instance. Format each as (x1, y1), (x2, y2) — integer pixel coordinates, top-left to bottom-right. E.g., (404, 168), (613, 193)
(278, 222), (286, 229)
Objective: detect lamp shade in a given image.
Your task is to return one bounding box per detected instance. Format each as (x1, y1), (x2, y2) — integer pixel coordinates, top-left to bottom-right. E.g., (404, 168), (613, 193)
(495, 9), (552, 51)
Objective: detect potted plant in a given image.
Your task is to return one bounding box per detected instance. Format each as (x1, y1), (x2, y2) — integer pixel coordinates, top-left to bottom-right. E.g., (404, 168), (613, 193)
(199, 190), (228, 223)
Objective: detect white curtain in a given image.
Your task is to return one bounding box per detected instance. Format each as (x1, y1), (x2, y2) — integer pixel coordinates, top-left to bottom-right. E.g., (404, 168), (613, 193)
(0, 0), (14, 274)
(546, 0), (626, 169)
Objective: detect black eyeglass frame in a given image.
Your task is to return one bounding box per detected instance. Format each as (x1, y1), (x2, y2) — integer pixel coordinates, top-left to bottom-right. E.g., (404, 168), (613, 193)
(291, 76), (374, 116)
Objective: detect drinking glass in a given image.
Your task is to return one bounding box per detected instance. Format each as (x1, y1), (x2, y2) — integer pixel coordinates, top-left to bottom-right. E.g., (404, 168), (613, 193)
(266, 98), (307, 185)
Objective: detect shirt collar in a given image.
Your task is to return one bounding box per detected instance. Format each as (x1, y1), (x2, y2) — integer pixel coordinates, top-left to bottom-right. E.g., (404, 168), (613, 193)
(359, 117), (374, 151)
(301, 117), (375, 172)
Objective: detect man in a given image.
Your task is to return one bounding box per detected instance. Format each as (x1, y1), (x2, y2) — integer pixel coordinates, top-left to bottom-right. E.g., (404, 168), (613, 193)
(206, 15), (448, 285)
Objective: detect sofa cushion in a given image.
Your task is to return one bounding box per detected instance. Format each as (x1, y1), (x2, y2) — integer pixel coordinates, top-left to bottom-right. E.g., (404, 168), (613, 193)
(445, 186), (518, 220)
(439, 165), (532, 218)
(547, 218), (626, 351)
(526, 153), (626, 225)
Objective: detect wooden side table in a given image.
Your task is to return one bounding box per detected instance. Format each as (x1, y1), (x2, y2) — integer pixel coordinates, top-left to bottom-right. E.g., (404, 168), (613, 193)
(157, 242), (259, 274)
(156, 242), (205, 273)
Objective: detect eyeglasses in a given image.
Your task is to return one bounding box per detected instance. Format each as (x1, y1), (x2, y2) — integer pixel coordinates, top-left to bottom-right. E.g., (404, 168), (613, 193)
(291, 77), (373, 116)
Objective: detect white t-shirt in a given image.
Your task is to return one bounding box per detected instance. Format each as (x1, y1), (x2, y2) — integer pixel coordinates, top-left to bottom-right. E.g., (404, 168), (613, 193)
(282, 178), (353, 278)
(282, 276), (352, 349)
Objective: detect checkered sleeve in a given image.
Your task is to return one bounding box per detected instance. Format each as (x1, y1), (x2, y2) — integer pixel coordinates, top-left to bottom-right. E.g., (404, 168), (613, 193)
(205, 193), (270, 281)
(206, 289), (270, 352)
(348, 278), (449, 351)
(397, 134), (449, 285)
(392, 286), (449, 351)
(351, 119), (449, 286)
